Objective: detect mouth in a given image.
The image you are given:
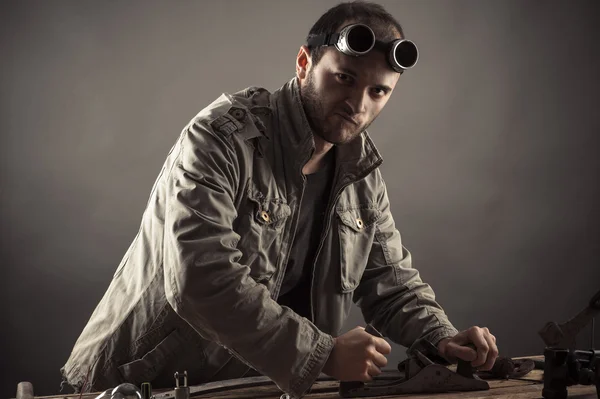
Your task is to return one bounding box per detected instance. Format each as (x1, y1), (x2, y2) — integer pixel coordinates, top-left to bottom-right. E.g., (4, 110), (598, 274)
(336, 112), (359, 126)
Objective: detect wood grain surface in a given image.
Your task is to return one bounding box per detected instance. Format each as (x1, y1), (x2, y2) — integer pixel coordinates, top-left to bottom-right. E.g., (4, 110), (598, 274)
(19, 356), (599, 399)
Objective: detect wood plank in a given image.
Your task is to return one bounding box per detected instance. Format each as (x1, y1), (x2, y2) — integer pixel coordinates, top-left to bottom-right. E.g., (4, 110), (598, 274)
(190, 376), (598, 399)
(187, 382), (598, 399)
(24, 355), (598, 399)
(191, 382), (598, 399)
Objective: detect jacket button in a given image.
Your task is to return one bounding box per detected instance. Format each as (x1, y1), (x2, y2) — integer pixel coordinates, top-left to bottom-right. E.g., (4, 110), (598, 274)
(230, 108), (246, 121)
(356, 218), (364, 229)
(261, 211), (270, 223)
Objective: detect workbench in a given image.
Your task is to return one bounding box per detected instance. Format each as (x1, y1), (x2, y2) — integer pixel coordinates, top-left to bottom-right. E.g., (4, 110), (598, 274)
(16, 357), (599, 399)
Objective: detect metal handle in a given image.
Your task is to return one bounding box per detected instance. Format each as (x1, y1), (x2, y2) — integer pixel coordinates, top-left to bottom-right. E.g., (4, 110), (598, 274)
(456, 344), (479, 379)
(16, 382), (34, 399)
(364, 324), (383, 338)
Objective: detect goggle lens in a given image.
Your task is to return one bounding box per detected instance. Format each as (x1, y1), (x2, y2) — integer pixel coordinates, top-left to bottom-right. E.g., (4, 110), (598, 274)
(393, 40), (419, 69)
(347, 25), (375, 53)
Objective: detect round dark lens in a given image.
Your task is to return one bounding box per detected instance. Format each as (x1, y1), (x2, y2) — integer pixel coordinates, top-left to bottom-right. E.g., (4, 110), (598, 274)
(347, 25), (374, 53)
(394, 41), (418, 68)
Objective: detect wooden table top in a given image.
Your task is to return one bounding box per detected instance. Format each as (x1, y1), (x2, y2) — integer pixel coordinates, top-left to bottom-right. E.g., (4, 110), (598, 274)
(24, 356), (599, 399)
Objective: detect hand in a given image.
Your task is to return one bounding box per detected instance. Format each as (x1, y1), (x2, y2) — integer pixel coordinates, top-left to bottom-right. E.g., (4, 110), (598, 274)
(322, 326), (392, 382)
(437, 326), (499, 371)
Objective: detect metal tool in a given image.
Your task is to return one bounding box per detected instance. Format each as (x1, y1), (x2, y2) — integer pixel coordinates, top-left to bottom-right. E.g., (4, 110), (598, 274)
(339, 325), (489, 398)
(140, 383), (152, 399)
(16, 382), (34, 399)
(539, 289), (600, 349)
(94, 383), (141, 399)
(476, 356), (536, 379)
(174, 371), (189, 399)
(542, 348), (600, 399)
(539, 288), (600, 399)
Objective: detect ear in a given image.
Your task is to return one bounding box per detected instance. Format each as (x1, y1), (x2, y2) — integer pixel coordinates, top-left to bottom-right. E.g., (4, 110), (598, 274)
(296, 45), (311, 81)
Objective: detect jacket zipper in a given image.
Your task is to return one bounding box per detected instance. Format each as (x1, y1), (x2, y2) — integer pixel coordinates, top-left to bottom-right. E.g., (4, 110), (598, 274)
(308, 170), (350, 322)
(271, 150), (311, 301)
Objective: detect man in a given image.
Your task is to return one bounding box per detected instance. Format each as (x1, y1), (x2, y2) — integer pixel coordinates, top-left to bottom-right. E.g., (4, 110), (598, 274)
(61, 2), (498, 398)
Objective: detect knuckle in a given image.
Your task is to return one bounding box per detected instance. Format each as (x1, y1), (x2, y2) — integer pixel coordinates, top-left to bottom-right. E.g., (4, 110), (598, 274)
(362, 360), (371, 372)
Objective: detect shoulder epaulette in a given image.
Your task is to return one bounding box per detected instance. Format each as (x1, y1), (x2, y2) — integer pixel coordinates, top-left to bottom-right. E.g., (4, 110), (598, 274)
(210, 106), (248, 137)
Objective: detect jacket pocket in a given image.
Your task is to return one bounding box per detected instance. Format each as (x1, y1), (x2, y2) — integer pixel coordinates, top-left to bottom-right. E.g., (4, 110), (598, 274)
(336, 205), (382, 293)
(235, 189), (291, 283)
(117, 329), (183, 383)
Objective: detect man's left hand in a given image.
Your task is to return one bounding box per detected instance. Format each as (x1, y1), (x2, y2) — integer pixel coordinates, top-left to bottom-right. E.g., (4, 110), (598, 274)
(437, 326), (499, 371)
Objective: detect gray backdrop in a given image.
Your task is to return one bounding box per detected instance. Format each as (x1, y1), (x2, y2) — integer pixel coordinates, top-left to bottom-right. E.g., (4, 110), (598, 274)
(1, 0), (599, 397)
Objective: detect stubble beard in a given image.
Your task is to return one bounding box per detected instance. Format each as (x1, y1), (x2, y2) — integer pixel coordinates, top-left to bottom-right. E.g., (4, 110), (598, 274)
(300, 72), (368, 146)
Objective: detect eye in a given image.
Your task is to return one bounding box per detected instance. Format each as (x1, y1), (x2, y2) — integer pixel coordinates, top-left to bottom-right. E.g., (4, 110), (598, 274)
(371, 87), (389, 98)
(336, 73), (354, 84)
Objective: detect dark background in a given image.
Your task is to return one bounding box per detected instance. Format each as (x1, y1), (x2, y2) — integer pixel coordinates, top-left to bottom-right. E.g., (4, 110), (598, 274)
(1, 0), (599, 397)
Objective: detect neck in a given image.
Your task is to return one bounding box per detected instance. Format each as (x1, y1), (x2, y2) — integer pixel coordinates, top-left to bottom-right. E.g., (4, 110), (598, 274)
(302, 134), (334, 175)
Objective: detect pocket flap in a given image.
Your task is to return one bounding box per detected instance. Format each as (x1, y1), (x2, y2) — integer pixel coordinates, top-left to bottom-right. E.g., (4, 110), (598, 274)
(254, 201), (291, 226)
(336, 206), (382, 233)
(248, 191), (291, 227)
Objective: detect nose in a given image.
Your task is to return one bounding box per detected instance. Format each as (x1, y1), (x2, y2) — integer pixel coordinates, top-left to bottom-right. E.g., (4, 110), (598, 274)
(345, 88), (368, 115)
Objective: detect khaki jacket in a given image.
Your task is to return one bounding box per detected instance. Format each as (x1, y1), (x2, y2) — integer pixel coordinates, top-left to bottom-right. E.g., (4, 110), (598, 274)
(61, 78), (458, 398)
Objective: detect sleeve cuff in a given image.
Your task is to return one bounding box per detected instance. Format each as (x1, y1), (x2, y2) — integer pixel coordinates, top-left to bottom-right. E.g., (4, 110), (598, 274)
(288, 331), (335, 398)
(408, 327), (459, 365)
(425, 326), (459, 348)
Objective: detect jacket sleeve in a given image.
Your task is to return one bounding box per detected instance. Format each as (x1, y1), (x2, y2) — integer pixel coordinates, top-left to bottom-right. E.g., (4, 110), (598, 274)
(353, 173), (459, 349)
(162, 118), (333, 398)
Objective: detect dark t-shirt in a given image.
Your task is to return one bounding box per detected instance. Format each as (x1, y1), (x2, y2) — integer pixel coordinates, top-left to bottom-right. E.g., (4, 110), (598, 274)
(277, 150), (335, 320)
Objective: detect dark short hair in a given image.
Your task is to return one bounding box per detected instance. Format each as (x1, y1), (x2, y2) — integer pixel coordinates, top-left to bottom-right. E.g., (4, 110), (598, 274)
(306, 1), (405, 65)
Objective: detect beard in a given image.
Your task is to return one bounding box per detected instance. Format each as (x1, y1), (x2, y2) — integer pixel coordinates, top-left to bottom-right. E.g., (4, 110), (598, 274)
(300, 72), (372, 145)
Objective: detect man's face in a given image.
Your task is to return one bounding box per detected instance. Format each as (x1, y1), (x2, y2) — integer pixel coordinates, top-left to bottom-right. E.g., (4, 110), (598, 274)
(299, 34), (401, 145)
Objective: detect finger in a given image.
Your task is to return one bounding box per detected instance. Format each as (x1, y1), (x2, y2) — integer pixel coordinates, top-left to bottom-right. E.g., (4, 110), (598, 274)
(467, 327), (490, 367)
(367, 361), (382, 377)
(358, 361), (374, 382)
(371, 336), (392, 355)
(361, 372), (374, 382)
(479, 333), (499, 371)
(449, 330), (471, 346)
(370, 350), (388, 368)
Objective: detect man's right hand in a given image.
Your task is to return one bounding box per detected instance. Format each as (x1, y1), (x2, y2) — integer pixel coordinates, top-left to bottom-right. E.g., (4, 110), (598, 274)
(322, 326), (392, 382)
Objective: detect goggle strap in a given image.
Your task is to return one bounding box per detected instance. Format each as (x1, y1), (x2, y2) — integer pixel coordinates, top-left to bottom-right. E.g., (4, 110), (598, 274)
(307, 33), (341, 48)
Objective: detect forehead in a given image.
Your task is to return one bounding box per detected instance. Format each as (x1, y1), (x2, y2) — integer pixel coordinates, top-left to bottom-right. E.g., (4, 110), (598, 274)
(318, 47), (400, 87)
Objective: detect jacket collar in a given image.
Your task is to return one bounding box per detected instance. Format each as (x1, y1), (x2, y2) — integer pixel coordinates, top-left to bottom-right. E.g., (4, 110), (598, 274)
(271, 77), (384, 181)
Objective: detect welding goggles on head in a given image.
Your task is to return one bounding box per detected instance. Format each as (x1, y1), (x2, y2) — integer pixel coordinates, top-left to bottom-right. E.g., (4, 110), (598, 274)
(307, 23), (419, 74)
